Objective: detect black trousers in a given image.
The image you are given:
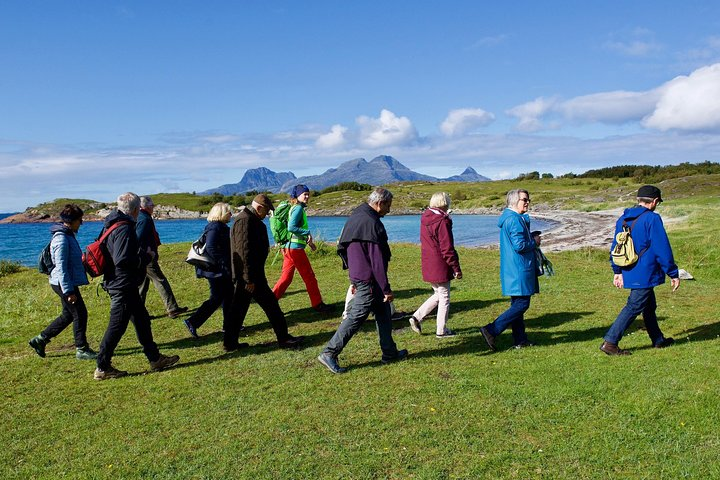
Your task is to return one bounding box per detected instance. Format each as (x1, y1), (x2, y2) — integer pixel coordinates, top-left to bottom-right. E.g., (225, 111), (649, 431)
(42, 284), (88, 348)
(187, 276), (233, 329)
(97, 288), (160, 370)
(224, 277), (289, 348)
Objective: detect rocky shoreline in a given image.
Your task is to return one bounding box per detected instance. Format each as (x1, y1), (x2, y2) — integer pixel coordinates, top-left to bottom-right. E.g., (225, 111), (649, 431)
(1, 203), (619, 253)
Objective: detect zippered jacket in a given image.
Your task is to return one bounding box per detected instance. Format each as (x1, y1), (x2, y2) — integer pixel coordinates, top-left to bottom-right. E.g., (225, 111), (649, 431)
(420, 208), (461, 283)
(610, 205), (678, 288)
(498, 208), (539, 296)
(48, 223), (89, 294)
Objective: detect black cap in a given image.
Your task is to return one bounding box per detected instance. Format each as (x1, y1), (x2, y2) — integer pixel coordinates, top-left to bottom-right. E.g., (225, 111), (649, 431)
(637, 185), (663, 202)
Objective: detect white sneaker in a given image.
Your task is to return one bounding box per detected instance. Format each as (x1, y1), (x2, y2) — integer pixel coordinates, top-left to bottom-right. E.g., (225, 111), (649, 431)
(409, 316), (422, 334)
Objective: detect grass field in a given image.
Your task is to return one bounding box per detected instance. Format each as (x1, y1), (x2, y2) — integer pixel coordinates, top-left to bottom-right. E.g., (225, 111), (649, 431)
(1, 195), (719, 479)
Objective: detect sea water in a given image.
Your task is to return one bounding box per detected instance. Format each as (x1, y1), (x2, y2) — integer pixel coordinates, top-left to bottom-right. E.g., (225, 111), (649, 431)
(0, 214), (555, 266)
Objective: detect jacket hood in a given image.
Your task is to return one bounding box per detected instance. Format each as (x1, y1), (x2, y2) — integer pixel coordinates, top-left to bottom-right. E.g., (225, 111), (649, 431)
(104, 209), (135, 228)
(498, 208), (528, 228)
(49, 222), (74, 236)
(422, 208), (448, 226)
(621, 205), (651, 222)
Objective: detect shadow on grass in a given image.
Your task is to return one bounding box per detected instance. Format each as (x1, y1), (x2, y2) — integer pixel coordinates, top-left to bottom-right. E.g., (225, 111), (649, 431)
(674, 319), (720, 342)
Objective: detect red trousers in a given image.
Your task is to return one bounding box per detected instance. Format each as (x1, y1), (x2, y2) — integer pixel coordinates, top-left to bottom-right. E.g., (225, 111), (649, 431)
(272, 248), (323, 307)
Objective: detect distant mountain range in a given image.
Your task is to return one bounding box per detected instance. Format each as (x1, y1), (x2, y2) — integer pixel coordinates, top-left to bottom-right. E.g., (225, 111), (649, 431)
(201, 155), (489, 195)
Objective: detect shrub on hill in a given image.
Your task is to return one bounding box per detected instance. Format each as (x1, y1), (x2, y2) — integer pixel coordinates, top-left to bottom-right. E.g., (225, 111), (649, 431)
(315, 181), (373, 196)
(578, 161), (720, 183)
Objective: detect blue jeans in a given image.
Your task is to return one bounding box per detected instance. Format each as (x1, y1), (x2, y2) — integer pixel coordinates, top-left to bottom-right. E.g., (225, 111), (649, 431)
(323, 280), (399, 360)
(604, 288), (664, 345)
(485, 296), (530, 345)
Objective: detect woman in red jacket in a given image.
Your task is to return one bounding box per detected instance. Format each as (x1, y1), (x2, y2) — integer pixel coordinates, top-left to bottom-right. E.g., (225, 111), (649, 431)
(409, 192), (462, 338)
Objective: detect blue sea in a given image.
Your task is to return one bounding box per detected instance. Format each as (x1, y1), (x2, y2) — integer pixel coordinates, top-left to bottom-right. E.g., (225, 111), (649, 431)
(0, 213), (555, 267)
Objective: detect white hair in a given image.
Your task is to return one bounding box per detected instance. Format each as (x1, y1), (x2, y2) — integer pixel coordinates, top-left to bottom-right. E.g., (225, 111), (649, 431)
(368, 187), (393, 206)
(207, 202), (232, 222)
(429, 192), (451, 209)
(117, 192), (140, 214)
(506, 189), (529, 208)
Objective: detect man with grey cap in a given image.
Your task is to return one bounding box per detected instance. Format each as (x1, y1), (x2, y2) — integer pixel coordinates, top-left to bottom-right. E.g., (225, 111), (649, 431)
(226, 194), (304, 351)
(601, 185), (680, 355)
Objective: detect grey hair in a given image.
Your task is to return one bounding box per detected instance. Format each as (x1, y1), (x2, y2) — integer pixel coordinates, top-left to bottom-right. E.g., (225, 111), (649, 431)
(429, 192), (451, 209)
(506, 189), (529, 208)
(368, 187), (393, 206)
(140, 196), (154, 208)
(117, 192), (140, 214)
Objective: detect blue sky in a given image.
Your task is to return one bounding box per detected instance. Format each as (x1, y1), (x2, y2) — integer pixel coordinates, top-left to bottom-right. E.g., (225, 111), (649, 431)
(2, 1), (720, 211)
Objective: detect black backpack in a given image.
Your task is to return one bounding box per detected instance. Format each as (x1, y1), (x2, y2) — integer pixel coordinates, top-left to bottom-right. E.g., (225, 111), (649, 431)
(38, 232), (65, 275)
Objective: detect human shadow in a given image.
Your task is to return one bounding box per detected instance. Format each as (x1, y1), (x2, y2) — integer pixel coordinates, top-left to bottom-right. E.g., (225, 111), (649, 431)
(673, 319), (720, 342)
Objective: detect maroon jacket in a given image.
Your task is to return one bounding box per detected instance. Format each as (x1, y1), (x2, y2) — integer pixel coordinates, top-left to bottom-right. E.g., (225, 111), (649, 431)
(420, 208), (461, 283)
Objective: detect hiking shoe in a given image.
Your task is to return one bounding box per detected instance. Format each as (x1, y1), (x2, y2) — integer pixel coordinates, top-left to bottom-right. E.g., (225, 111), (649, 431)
(76, 345), (98, 360)
(436, 328), (457, 338)
(183, 319), (199, 338)
(409, 316), (422, 334)
(317, 353), (347, 374)
(381, 349), (409, 364)
(168, 306), (189, 318)
(654, 337), (675, 348)
(149, 354), (180, 372)
(28, 334), (48, 358)
(600, 341), (631, 356)
(313, 302), (334, 314)
(94, 365), (128, 380)
(480, 326), (497, 351)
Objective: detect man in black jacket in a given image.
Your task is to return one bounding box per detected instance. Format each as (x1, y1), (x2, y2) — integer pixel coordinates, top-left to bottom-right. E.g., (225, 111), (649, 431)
(136, 196), (187, 318)
(94, 192), (179, 380)
(226, 194), (303, 351)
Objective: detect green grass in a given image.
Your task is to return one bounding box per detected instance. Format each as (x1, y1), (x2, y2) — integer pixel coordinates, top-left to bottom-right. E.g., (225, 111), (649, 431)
(2, 204), (719, 479)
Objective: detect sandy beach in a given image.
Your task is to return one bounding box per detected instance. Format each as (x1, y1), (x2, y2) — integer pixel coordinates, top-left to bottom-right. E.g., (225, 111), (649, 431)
(530, 208), (622, 252)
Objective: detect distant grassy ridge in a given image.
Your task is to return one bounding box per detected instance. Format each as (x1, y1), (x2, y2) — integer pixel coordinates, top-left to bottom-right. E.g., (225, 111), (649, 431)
(11, 173), (720, 219)
(1, 193), (718, 478)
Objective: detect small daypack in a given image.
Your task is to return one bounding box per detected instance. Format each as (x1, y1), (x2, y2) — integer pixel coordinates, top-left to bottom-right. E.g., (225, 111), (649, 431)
(611, 211), (649, 267)
(37, 231), (65, 275)
(82, 221), (128, 278)
(269, 201), (292, 246)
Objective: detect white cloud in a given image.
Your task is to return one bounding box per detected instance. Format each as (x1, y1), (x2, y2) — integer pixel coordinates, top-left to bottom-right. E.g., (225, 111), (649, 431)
(506, 97), (557, 132)
(356, 109), (418, 148)
(440, 108), (495, 136)
(504, 62), (720, 132)
(643, 63), (720, 131)
(560, 90), (660, 123)
(315, 124), (348, 149)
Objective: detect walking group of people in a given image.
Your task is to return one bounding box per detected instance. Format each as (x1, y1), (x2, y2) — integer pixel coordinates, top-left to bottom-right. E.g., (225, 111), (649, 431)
(29, 183), (681, 379)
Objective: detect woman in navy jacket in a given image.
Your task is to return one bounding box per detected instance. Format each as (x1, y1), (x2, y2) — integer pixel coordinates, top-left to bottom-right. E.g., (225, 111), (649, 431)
(29, 204), (97, 360)
(183, 203), (234, 338)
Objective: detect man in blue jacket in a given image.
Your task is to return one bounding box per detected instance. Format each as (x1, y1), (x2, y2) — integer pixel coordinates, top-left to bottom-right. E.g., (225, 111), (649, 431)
(601, 185), (680, 355)
(136, 196), (187, 318)
(480, 189), (540, 351)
